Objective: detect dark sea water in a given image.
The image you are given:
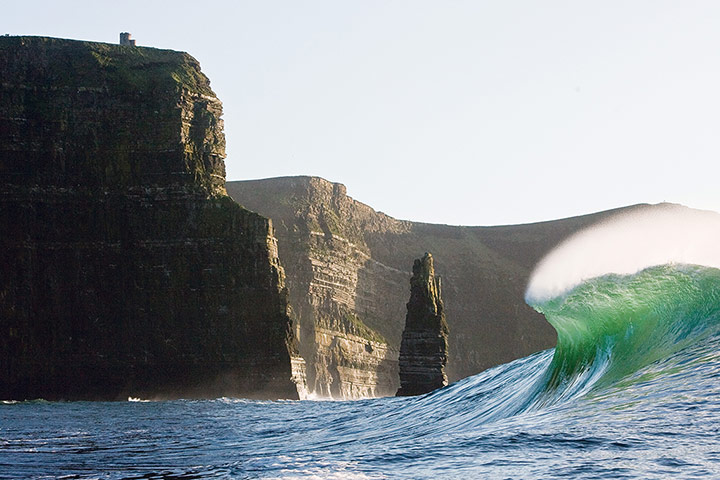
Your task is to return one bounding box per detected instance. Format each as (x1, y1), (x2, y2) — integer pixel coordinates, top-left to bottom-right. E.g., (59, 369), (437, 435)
(4, 264), (720, 479)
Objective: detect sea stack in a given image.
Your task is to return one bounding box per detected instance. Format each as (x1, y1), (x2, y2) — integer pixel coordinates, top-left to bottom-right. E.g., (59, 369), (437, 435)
(0, 36), (304, 400)
(396, 253), (449, 396)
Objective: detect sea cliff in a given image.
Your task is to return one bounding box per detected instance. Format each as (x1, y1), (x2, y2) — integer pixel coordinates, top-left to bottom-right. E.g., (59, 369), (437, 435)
(230, 177), (405, 397)
(228, 176), (655, 398)
(0, 37), (303, 400)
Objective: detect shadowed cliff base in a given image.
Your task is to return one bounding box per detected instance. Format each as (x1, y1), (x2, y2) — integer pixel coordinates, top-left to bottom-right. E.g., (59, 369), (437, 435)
(227, 176), (668, 398)
(0, 37), (304, 400)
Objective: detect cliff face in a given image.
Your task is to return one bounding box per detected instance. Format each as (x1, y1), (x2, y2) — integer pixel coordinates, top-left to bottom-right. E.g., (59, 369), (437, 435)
(227, 176), (656, 398)
(396, 253), (449, 396)
(228, 177), (405, 398)
(0, 37), (303, 400)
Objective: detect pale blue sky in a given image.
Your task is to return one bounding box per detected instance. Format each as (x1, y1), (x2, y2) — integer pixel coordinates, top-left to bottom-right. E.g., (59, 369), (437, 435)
(5, 1), (720, 225)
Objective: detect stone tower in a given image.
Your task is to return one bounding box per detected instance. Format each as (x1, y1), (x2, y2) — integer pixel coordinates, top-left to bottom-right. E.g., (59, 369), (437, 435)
(119, 32), (136, 46)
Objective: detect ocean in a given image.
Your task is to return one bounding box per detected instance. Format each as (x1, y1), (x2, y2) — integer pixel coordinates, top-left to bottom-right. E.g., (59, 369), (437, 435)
(3, 261), (720, 479)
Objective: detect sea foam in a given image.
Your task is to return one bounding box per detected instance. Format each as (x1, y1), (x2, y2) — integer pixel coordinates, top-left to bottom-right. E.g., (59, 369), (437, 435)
(525, 203), (720, 303)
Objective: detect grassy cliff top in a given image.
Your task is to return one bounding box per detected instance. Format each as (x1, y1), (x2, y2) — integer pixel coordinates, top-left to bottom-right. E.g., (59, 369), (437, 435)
(0, 36), (215, 96)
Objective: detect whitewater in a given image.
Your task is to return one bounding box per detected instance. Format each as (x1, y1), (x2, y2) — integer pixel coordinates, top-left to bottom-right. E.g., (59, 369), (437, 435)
(4, 204), (720, 479)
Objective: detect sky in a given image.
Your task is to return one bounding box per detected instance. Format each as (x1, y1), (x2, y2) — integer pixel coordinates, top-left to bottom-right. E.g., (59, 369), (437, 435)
(5, 1), (720, 225)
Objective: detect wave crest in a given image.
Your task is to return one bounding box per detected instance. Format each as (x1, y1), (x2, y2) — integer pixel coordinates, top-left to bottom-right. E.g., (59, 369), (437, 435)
(525, 204), (720, 303)
(533, 264), (720, 394)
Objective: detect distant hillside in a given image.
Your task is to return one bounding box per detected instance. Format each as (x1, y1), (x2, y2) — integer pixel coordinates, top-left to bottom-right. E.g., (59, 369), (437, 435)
(228, 176), (656, 398)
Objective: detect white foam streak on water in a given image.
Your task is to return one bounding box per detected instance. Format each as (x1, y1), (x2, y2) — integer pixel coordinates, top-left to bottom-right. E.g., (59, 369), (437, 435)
(526, 204), (720, 302)
(304, 392), (338, 401)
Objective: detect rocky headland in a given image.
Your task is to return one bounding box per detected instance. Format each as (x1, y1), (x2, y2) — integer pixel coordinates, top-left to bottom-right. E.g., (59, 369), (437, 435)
(1, 36), (672, 402)
(396, 253), (449, 396)
(0, 37), (305, 400)
(227, 176), (659, 398)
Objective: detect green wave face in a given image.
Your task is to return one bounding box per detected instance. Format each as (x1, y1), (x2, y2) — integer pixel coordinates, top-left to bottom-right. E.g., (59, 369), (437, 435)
(530, 264), (720, 396)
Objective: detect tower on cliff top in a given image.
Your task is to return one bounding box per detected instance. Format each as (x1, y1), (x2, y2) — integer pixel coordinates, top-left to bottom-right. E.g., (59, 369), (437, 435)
(119, 32), (136, 46)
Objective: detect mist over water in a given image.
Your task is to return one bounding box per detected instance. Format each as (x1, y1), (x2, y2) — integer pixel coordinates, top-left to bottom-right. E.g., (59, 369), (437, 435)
(526, 203), (720, 302)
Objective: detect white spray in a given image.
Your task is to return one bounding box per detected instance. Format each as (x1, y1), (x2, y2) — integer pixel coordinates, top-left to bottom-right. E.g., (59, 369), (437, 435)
(525, 204), (720, 303)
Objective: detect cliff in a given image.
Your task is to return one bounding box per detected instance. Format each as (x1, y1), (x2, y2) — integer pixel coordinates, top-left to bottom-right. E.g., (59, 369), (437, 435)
(0, 36), (303, 400)
(227, 176), (657, 398)
(230, 177), (405, 397)
(396, 253), (449, 396)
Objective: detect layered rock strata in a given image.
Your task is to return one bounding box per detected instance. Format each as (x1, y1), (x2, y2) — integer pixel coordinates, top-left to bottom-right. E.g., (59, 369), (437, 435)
(228, 178), (404, 398)
(228, 176), (661, 398)
(396, 253), (449, 396)
(0, 37), (304, 400)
